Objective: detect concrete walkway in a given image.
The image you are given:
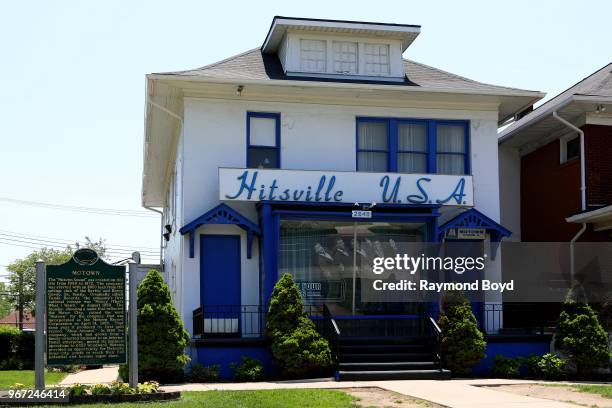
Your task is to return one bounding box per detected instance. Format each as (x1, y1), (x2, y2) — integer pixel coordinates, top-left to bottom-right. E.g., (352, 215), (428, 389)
(59, 366), (119, 385)
(162, 378), (578, 408)
(61, 368), (580, 407)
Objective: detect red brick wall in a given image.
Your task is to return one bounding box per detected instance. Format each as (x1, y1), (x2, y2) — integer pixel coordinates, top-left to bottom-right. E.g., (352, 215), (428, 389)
(584, 124), (612, 206)
(521, 139), (582, 241)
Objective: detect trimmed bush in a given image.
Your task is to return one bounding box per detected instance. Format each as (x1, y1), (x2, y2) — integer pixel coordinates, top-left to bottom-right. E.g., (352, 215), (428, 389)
(15, 331), (34, 369)
(489, 355), (521, 378)
(555, 297), (610, 375)
(120, 270), (190, 383)
(437, 291), (486, 375)
(188, 364), (219, 383)
(0, 326), (20, 363)
(537, 353), (565, 380)
(266, 273), (332, 377)
(230, 356), (264, 382)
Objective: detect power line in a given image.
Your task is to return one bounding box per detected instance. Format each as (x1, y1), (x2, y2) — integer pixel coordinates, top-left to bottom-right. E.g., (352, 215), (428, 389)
(0, 240), (160, 260)
(0, 231), (159, 254)
(0, 237), (158, 256)
(0, 197), (158, 218)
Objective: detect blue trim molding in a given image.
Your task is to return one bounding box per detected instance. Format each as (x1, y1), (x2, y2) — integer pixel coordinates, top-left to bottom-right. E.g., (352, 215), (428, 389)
(180, 203), (261, 258)
(437, 208), (511, 242)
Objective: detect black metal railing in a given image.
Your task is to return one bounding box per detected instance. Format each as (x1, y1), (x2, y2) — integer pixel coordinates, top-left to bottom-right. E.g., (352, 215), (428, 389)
(321, 304), (340, 359)
(192, 305), (265, 338)
(481, 303), (556, 335)
(426, 315), (443, 370)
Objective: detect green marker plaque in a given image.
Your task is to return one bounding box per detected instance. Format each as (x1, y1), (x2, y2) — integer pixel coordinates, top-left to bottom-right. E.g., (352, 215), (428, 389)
(46, 249), (126, 366)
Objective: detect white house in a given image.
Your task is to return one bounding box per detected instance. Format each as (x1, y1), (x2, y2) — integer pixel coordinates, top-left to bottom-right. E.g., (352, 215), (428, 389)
(141, 16), (543, 380)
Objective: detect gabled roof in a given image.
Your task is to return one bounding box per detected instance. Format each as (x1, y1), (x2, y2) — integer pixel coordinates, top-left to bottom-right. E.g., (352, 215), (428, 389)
(499, 62), (612, 146)
(155, 48), (538, 95)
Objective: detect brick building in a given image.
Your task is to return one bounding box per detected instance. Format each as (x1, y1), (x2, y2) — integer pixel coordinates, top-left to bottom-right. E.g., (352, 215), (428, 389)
(499, 62), (612, 243)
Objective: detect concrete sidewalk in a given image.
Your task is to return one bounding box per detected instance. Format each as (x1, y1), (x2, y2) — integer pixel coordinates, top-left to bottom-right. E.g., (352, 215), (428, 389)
(61, 369), (580, 408)
(59, 366), (119, 385)
(161, 378), (578, 408)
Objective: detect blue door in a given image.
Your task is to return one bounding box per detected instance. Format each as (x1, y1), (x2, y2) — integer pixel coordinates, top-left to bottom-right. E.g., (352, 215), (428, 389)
(200, 235), (241, 335)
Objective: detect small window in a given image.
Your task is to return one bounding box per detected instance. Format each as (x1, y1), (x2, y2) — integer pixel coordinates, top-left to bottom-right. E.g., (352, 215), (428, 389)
(300, 39), (326, 72)
(333, 41), (358, 74)
(357, 121), (388, 172)
(563, 136), (580, 162)
(397, 123), (428, 173)
(364, 44), (390, 75)
(247, 112), (280, 169)
(436, 124), (467, 175)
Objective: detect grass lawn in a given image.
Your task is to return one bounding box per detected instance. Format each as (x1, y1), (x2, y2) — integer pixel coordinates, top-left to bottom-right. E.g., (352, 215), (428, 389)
(0, 370), (66, 389)
(570, 384), (612, 398)
(68, 390), (359, 408)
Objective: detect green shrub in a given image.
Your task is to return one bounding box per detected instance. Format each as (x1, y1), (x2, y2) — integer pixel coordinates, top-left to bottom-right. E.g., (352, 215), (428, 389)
(230, 356), (264, 382)
(437, 291), (486, 375)
(109, 381), (134, 395)
(15, 331), (34, 369)
(537, 353), (565, 380)
(0, 326), (19, 363)
(120, 270), (190, 383)
(555, 297), (610, 375)
(188, 364), (220, 383)
(266, 274), (332, 377)
(67, 383), (89, 396)
(489, 355), (521, 378)
(521, 355), (541, 378)
(90, 384), (111, 395)
(136, 381), (159, 394)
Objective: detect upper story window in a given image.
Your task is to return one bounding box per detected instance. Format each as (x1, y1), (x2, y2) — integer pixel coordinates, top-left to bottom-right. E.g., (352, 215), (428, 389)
(247, 112), (280, 169)
(561, 135), (580, 163)
(364, 43), (390, 75)
(333, 41), (358, 74)
(357, 118), (469, 175)
(300, 39), (326, 72)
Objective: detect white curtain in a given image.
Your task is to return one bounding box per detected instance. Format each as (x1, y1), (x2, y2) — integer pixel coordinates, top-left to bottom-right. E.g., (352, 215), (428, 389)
(436, 124), (466, 174)
(398, 123), (427, 173)
(358, 122), (388, 171)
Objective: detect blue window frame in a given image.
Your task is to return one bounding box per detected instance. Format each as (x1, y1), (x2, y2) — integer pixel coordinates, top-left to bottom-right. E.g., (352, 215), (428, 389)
(247, 112), (280, 169)
(356, 117), (470, 175)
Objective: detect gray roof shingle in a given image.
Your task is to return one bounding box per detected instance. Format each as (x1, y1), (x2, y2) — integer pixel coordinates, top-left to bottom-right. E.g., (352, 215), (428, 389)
(154, 48), (535, 94)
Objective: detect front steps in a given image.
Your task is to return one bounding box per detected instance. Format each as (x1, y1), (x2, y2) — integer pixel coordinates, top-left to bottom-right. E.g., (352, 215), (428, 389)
(335, 336), (451, 381)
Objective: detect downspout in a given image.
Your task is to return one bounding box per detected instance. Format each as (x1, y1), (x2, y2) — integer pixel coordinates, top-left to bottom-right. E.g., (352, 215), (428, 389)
(144, 206), (164, 270)
(552, 111), (586, 280)
(552, 111), (585, 211)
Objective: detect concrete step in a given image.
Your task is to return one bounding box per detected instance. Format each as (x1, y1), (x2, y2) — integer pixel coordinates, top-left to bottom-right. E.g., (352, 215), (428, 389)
(339, 352), (432, 363)
(338, 344), (429, 354)
(337, 369), (451, 381)
(339, 361), (438, 371)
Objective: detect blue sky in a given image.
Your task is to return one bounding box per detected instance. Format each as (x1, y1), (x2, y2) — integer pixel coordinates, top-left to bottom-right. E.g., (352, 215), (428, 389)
(1, 0), (610, 277)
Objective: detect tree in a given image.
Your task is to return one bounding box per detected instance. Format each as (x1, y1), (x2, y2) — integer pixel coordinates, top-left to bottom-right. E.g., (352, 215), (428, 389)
(438, 291), (486, 375)
(121, 269), (189, 383)
(555, 291), (610, 375)
(0, 282), (13, 319)
(266, 273), (332, 377)
(6, 237), (106, 327)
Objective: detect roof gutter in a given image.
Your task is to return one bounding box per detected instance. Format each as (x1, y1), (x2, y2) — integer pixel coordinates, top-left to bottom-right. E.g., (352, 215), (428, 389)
(552, 111), (586, 211)
(148, 74), (544, 100)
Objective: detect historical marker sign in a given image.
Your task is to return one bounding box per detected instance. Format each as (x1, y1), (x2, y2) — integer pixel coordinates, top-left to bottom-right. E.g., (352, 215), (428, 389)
(46, 249), (127, 366)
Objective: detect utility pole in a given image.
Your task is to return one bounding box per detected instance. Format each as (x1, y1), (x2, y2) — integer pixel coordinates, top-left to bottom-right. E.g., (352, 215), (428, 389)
(17, 272), (23, 331)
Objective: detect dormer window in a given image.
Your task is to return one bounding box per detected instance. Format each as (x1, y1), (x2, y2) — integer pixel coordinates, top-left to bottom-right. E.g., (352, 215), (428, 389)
(333, 41), (358, 74)
(263, 17), (421, 82)
(300, 39), (326, 72)
(364, 44), (390, 75)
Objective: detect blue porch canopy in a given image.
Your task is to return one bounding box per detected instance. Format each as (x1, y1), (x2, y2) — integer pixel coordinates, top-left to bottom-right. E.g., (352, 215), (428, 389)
(437, 208), (511, 242)
(179, 203), (261, 258)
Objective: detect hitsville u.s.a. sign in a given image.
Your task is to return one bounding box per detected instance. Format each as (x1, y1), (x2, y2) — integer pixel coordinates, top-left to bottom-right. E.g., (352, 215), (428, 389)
(219, 168), (473, 206)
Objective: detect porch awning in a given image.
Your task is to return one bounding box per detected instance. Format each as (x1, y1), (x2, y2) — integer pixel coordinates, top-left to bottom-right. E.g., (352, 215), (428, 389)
(179, 203), (261, 258)
(566, 204), (612, 232)
(437, 208), (511, 242)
